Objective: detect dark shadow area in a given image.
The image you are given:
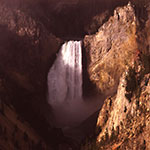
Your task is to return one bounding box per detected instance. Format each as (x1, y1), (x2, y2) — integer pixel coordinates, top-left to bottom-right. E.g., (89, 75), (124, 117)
(82, 41), (99, 99)
(2, 0), (129, 39)
(0, 25), (65, 149)
(132, 1), (149, 29)
(46, 0), (129, 38)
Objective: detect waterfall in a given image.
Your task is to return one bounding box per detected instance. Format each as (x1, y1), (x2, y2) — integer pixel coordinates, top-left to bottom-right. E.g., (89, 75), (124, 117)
(47, 41), (84, 126)
(48, 41), (103, 127)
(48, 41), (82, 105)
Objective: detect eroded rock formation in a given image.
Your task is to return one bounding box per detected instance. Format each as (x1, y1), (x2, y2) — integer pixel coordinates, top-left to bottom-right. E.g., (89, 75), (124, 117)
(0, 0), (150, 150)
(82, 1), (150, 150)
(84, 3), (137, 92)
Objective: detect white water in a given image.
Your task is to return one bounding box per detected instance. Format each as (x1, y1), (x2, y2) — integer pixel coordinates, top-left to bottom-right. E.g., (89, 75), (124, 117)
(47, 41), (102, 127)
(48, 41), (82, 104)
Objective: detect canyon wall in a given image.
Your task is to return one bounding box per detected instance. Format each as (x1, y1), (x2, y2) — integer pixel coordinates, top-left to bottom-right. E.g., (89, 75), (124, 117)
(82, 1), (150, 150)
(0, 0), (150, 149)
(84, 2), (137, 93)
(0, 0), (63, 148)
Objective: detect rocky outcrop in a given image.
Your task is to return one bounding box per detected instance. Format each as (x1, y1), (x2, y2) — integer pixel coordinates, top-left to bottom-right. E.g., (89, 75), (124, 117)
(94, 72), (150, 150)
(82, 1), (150, 150)
(84, 3), (137, 93)
(1, 0), (150, 149)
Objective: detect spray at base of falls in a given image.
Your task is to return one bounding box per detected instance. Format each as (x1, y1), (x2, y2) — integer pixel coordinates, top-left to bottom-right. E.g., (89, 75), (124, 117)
(48, 41), (102, 127)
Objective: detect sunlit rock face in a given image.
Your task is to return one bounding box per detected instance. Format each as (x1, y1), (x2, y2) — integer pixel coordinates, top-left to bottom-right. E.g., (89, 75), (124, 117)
(89, 70), (150, 150)
(84, 3), (137, 93)
(81, 2), (150, 150)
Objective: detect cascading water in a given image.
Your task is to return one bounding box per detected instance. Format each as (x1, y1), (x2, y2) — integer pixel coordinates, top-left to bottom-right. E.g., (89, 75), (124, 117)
(48, 41), (83, 126)
(48, 41), (82, 104)
(48, 41), (102, 128)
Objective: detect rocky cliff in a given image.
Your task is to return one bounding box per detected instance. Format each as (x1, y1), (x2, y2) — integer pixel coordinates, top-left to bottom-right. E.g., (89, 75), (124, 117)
(0, 0), (150, 149)
(82, 1), (150, 150)
(84, 3), (137, 93)
(0, 0), (63, 148)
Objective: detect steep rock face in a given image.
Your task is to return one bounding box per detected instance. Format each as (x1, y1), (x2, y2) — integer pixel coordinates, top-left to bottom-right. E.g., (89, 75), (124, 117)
(82, 1), (150, 150)
(92, 71), (150, 150)
(0, 0), (63, 146)
(94, 59), (150, 149)
(84, 3), (137, 92)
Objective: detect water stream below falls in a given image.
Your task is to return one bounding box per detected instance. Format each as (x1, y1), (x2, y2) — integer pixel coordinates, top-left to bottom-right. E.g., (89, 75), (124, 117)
(47, 41), (102, 129)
